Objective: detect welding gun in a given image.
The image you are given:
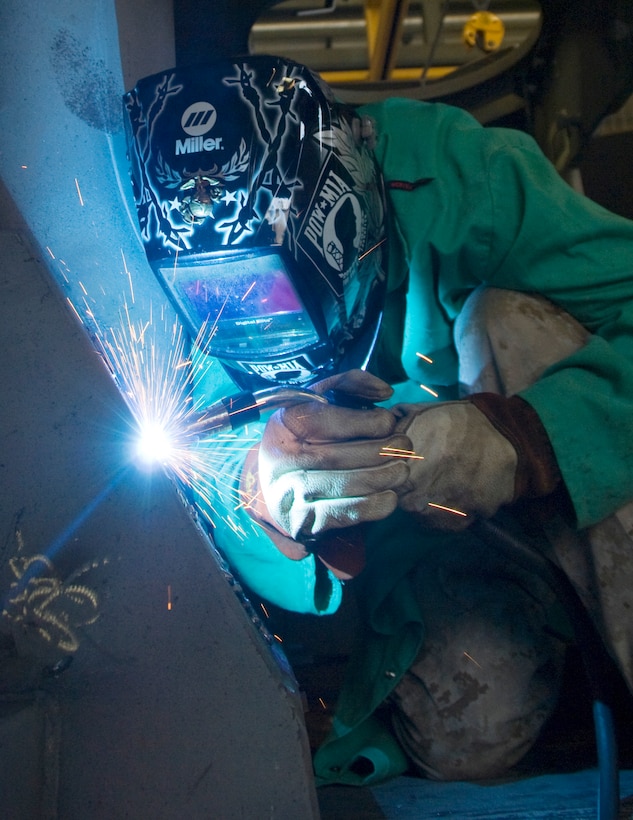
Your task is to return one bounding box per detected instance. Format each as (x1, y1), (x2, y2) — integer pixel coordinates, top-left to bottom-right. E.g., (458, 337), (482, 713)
(189, 385), (329, 436)
(189, 384), (376, 437)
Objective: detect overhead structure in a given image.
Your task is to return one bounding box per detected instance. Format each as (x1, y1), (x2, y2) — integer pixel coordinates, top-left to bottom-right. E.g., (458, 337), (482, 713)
(248, 0), (633, 171)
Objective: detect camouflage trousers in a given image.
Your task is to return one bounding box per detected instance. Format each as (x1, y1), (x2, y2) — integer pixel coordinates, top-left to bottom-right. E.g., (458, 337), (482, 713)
(388, 287), (633, 781)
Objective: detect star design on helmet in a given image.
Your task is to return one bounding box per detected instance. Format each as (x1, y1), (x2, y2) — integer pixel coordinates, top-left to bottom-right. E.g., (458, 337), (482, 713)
(221, 190), (237, 205)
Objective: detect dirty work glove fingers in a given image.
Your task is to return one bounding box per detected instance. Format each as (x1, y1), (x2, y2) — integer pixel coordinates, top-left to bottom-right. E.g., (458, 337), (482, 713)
(272, 465), (407, 538)
(393, 401), (518, 531)
(256, 369), (411, 539)
(258, 427), (411, 538)
(280, 368), (397, 443)
(264, 429), (412, 472)
(273, 460), (409, 503)
(280, 400), (397, 444)
(310, 368), (396, 403)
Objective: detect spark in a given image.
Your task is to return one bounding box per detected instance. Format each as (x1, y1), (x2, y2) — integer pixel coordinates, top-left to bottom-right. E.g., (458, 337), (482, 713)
(318, 697), (328, 710)
(172, 242), (181, 281)
(241, 280), (257, 301)
(463, 651), (482, 668)
(273, 634), (283, 643)
(380, 445), (425, 460)
(206, 294), (229, 343)
(167, 584), (173, 611)
(92, 300), (255, 540)
(235, 486), (265, 513)
(358, 237), (386, 262)
(121, 249), (135, 304)
(260, 603), (270, 618)
(74, 177), (84, 206)
(416, 352), (433, 363)
(45, 246), (55, 259)
(66, 297), (85, 324)
(419, 384), (439, 398)
(427, 502), (467, 517)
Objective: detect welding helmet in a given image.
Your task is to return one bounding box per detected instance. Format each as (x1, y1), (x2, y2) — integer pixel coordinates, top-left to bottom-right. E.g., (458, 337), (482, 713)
(124, 55), (387, 390)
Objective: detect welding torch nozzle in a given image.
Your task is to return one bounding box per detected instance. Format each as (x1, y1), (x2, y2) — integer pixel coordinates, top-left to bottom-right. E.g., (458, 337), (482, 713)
(189, 386), (329, 437)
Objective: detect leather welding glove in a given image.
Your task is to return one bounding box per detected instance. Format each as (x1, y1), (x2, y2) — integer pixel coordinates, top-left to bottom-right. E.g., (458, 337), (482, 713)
(392, 393), (564, 532)
(245, 370), (411, 545)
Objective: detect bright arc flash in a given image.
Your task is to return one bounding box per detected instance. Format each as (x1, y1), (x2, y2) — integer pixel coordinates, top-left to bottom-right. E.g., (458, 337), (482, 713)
(94, 304), (211, 480)
(77, 263), (258, 543)
(135, 420), (175, 467)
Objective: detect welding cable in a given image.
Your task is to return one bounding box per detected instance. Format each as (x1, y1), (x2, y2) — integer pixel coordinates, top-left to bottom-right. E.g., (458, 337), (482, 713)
(473, 518), (620, 820)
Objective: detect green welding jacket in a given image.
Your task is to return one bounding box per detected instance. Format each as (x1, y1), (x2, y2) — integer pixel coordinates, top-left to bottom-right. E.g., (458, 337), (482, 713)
(364, 98), (633, 528)
(192, 98), (633, 785)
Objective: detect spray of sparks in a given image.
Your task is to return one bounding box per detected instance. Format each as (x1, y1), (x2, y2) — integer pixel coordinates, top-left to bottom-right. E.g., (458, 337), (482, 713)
(58, 231), (468, 543)
(55, 244), (261, 541)
(101, 310), (247, 488)
(96, 307), (202, 477)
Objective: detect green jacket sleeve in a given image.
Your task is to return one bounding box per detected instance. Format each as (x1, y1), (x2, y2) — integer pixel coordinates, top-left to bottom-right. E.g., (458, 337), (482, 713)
(361, 97), (633, 529)
(189, 353), (343, 615)
(484, 140), (633, 527)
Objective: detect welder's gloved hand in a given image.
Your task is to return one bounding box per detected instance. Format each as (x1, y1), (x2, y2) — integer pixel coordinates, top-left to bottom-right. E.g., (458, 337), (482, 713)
(392, 394), (563, 532)
(254, 369), (411, 543)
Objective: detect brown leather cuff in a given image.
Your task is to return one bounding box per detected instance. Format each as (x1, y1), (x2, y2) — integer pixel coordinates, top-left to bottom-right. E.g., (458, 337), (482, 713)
(468, 393), (562, 500)
(304, 526), (366, 580)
